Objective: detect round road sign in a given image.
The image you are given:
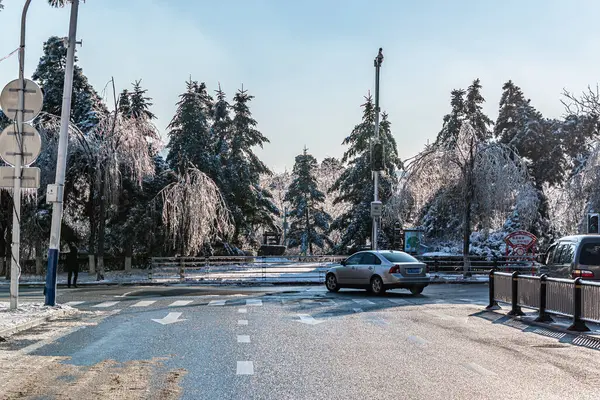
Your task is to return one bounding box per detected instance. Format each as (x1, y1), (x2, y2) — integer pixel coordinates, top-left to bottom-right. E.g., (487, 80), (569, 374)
(0, 123), (42, 166)
(0, 79), (44, 122)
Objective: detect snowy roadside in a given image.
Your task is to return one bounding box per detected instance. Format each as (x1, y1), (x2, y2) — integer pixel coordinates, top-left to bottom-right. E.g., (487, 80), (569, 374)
(0, 302), (77, 338)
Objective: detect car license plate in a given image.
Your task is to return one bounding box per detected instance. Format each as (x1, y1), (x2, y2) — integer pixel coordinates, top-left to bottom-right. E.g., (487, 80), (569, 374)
(406, 268), (421, 274)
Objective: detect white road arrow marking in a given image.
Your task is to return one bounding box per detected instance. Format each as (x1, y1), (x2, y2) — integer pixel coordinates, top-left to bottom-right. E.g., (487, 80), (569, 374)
(297, 314), (325, 325)
(151, 312), (186, 325)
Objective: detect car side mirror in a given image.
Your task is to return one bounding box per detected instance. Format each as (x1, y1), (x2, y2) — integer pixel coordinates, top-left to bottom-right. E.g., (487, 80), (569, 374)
(340, 260), (347, 266)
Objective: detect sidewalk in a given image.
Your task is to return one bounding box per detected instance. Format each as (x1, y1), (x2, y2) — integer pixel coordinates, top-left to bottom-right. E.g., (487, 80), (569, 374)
(0, 302), (76, 338)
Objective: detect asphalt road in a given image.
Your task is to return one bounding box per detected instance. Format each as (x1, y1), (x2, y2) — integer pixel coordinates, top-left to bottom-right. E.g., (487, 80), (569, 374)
(2, 283), (600, 399)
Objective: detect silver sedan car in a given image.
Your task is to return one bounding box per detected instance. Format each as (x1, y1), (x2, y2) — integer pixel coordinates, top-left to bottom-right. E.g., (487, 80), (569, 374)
(325, 250), (430, 295)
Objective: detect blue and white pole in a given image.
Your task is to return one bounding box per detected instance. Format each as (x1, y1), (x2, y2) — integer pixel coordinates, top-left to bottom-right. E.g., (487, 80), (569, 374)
(45, 0), (80, 306)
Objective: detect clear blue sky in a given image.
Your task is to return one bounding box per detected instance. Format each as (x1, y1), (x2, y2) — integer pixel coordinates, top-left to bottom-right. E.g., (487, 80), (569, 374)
(1, 0), (599, 172)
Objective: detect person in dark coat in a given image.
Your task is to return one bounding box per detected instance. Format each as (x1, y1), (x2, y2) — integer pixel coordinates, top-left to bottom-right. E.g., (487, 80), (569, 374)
(66, 244), (79, 288)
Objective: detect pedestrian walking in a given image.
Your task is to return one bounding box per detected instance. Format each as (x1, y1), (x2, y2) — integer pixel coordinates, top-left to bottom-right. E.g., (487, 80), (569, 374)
(66, 243), (79, 288)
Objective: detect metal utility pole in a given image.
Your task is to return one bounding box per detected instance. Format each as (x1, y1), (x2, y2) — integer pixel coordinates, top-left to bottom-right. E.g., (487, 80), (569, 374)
(371, 48), (384, 251)
(45, 0), (80, 306)
(7, 0), (33, 310)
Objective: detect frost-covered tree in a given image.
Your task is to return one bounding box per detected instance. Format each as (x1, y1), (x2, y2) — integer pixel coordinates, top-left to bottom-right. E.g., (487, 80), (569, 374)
(284, 148), (332, 255)
(330, 94), (402, 252)
(317, 157), (347, 251)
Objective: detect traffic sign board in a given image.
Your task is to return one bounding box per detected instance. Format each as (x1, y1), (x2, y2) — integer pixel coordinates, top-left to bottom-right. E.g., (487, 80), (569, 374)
(0, 79), (43, 122)
(371, 201), (383, 218)
(0, 123), (42, 166)
(0, 166), (40, 189)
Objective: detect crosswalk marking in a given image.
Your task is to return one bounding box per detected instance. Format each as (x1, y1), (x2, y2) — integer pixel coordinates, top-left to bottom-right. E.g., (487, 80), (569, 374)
(93, 301), (120, 308)
(353, 308), (363, 313)
(237, 335), (251, 343)
(238, 320), (248, 325)
(131, 300), (156, 307)
(238, 308), (247, 313)
(209, 300), (226, 306)
(169, 300), (193, 307)
(388, 299), (409, 305)
(246, 299), (262, 306)
(353, 299), (375, 305)
(65, 301), (85, 306)
(237, 361), (254, 375)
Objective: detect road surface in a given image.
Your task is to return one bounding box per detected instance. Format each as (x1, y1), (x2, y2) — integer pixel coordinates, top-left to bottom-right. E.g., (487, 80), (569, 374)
(1, 284), (599, 399)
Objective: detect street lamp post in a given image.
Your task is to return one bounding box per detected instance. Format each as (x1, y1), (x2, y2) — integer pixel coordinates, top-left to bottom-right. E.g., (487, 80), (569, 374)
(371, 48), (383, 251)
(45, 0), (80, 306)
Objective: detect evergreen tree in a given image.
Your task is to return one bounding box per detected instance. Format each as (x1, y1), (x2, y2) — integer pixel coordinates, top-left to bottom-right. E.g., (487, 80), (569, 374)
(330, 95), (402, 251)
(465, 78), (494, 140)
(32, 36), (106, 132)
(130, 80), (156, 120)
(118, 89), (132, 118)
(284, 148), (332, 254)
(223, 86), (278, 246)
(436, 89), (466, 145)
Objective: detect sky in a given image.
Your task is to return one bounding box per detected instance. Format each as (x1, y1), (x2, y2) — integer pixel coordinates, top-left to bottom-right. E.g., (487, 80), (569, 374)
(1, 0), (600, 172)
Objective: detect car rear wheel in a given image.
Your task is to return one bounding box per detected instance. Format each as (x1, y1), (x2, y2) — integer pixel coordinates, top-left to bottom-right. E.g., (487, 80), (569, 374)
(410, 286), (424, 295)
(325, 273), (340, 292)
(370, 276), (386, 295)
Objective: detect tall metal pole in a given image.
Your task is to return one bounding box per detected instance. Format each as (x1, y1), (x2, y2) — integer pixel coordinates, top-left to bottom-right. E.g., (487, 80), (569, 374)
(10, 0), (33, 310)
(372, 48), (383, 251)
(45, 0), (80, 306)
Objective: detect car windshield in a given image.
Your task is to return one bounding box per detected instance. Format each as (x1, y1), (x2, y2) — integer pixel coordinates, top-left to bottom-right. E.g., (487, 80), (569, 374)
(380, 252), (419, 263)
(579, 243), (600, 265)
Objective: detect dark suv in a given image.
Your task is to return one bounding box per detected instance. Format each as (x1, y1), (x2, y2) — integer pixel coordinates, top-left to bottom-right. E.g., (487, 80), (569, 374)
(541, 235), (600, 280)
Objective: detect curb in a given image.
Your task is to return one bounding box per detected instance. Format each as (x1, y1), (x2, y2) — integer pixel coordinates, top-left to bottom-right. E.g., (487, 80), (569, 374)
(516, 316), (600, 340)
(0, 309), (77, 339)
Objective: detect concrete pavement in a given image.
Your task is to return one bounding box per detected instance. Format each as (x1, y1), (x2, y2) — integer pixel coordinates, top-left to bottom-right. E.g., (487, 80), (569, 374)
(1, 284), (599, 399)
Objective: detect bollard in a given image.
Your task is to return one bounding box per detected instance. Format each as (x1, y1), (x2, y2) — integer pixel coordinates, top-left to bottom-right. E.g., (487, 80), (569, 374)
(534, 274), (554, 323)
(486, 270), (500, 310)
(567, 278), (590, 332)
(507, 271), (525, 316)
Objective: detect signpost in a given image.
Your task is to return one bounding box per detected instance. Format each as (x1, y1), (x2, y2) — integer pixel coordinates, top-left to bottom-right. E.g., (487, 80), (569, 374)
(504, 230), (537, 275)
(0, 124), (42, 167)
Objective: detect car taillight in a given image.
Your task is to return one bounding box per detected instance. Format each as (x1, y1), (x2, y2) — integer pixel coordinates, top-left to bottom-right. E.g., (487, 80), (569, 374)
(389, 265), (400, 274)
(572, 269), (595, 279)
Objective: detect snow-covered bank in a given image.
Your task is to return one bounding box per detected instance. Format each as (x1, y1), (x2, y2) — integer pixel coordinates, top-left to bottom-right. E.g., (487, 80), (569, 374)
(0, 302), (77, 337)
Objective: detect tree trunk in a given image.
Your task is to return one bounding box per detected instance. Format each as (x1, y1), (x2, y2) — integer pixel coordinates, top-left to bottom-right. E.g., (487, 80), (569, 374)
(462, 149), (476, 278)
(124, 241), (132, 271)
(35, 237), (43, 276)
(96, 179), (106, 281)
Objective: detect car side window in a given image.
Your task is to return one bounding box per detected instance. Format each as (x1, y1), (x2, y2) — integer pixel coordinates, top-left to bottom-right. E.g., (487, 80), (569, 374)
(560, 244), (575, 264)
(345, 254), (363, 266)
(362, 253), (381, 265)
(545, 244), (556, 265)
(552, 245), (565, 265)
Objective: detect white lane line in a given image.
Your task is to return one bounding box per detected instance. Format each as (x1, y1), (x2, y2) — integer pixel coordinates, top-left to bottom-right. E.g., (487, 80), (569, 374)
(209, 300), (226, 306)
(433, 299), (446, 304)
(237, 361), (254, 375)
(353, 308), (363, 313)
(246, 299), (262, 306)
(388, 299), (409, 305)
(407, 335), (428, 346)
(65, 301), (85, 306)
(131, 300), (156, 307)
(238, 308), (247, 313)
(238, 320), (248, 325)
(237, 335), (251, 343)
(464, 362), (497, 377)
(114, 290), (136, 298)
(353, 299), (375, 305)
(92, 301), (120, 308)
(170, 300), (193, 307)
(459, 298), (475, 303)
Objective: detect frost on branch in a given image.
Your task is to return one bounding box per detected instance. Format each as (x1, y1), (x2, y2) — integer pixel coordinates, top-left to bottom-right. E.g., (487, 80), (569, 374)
(160, 167), (233, 256)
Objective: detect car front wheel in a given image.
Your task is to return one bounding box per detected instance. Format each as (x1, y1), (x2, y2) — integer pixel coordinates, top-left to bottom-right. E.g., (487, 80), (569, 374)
(325, 273), (340, 292)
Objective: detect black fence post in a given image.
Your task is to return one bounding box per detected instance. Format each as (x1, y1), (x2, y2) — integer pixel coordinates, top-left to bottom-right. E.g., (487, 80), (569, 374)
(534, 274), (554, 323)
(486, 270), (500, 310)
(507, 271), (525, 316)
(567, 278), (590, 332)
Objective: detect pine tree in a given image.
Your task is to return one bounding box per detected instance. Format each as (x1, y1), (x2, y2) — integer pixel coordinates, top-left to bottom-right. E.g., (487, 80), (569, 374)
(330, 94), (402, 251)
(284, 148), (332, 254)
(436, 89), (466, 145)
(118, 89), (132, 118)
(224, 86), (278, 247)
(465, 78), (494, 140)
(130, 80), (156, 120)
(32, 36), (106, 132)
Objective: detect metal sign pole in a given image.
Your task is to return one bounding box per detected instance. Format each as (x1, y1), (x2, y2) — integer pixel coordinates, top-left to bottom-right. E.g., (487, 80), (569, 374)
(372, 48), (383, 251)
(45, 0), (80, 306)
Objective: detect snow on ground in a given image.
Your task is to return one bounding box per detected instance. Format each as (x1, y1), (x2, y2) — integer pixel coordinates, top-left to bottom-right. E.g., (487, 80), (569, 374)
(0, 302), (76, 335)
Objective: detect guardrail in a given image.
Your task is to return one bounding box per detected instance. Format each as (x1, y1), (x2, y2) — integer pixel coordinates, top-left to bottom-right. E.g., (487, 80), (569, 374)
(486, 270), (600, 332)
(419, 255), (538, 274)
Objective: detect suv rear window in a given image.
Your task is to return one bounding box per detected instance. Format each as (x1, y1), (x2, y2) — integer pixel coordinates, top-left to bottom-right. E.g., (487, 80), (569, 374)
(380, 252), (419, 263)
(579, 243), (600, 265)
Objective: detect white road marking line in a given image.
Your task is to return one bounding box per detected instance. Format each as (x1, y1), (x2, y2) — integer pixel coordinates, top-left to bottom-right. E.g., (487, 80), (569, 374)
(297, 314), (325, 325)
(131, 300), (156, 307)
(246, 299), (262, 306)
(459, 298), (475, 303)
(209, 300), (226, 306)
(353, 308), (363, 313)
(464, 362), (497, 377)
(114, 290), (136, 298)
(388, 299), (409, 305)
(237, 335), (251, 343)
(92, 301), (120, 308)
(169, 300), (193, 307)
(238, 308), (247, 313)
(65, 301), (84, 306)
(238, 319), (248, 325)
(237, 361), (254, 375)
(353, 299), (375, 305)
(407, 335), (428, 345)
(434, 299), (446, 304)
